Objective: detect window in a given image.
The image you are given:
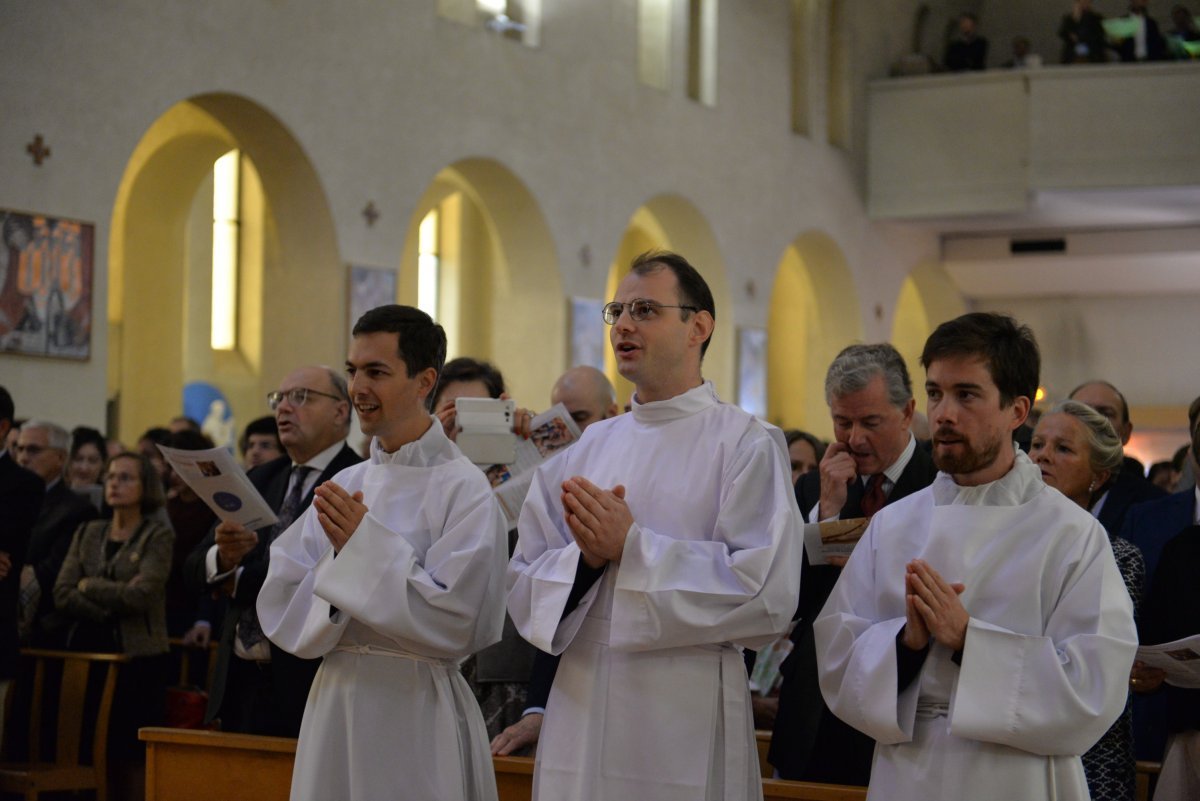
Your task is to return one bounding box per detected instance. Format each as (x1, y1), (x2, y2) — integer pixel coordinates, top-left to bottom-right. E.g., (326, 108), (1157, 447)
(211, 150), (239, 350)
(418, 208), (440, 319)
(437, 0), (542, 47)
(638, 0), (671, 90)
(687, 0), (718, 106)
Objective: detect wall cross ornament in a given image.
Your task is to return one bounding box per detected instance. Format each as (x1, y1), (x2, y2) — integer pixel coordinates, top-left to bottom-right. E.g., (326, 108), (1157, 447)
(362, 201), (379, 227)
(26, 134), (51, 166)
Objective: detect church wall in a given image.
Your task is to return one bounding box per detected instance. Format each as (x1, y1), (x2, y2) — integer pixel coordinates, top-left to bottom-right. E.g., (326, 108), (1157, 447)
(1, 1), (937, 432)
(972, 293), (1200, 421)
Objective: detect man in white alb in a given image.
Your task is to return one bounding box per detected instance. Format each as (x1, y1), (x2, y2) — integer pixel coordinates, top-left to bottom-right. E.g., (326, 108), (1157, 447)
(815, 312), (1139, 801)
(507, 251), (802, 801)
(258, 305), (508, 801)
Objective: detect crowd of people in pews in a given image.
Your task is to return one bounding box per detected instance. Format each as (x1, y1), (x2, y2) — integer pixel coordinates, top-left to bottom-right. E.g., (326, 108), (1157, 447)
(0, 256), (1197, 800)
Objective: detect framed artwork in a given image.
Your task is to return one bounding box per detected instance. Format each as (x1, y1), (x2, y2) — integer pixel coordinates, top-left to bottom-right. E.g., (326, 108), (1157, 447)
(347, 264), (397, 340)
(569, 296), (606, 371)
(0, 209), (94, 359)
(737, 327), (767, 419)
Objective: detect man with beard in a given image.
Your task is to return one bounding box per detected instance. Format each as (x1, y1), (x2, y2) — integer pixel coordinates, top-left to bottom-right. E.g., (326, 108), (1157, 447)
(814, 312), (1138, 801)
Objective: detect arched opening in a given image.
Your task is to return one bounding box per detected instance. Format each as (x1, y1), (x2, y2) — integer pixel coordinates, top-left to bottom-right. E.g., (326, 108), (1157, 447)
(108, 93), (339, 445)
(398, 158), (561, 406)
(890, 260), (967, 409)
(766, 231), (861, 437)
(603, 198), (733, 408)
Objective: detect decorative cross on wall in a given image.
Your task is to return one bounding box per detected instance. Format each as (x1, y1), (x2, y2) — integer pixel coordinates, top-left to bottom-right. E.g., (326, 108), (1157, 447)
(26, 134), (51, 165)
(362, 201), (379, 227)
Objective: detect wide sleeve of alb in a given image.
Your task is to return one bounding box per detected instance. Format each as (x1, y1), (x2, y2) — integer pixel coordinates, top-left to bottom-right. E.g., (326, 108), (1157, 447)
(507, 450), (602, 655)
(608, 424), (802, 652)
(949, 522), (1138, 756)
(259, 466), (509, 660)
(813, 516), (919, 745)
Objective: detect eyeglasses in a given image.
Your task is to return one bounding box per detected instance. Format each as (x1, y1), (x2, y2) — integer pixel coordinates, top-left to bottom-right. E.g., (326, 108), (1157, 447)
(601, 299), (699, 325)
(267, 387), (344, 411)
(15, 444), (55, 456)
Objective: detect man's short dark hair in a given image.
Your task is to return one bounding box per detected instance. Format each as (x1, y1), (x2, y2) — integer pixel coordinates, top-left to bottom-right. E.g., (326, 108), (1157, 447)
(240, 415), (280, 454)
(167, 429), (215, 451)
(920, 312), (1039, 408)
(139, 426), (172, 447)
(630, 250), (716, 357)
(353, 305), (448, 409)
(436, 358), (506, 409)
(1069, 380), (1131, 426)
(0, 385), (14, 427)
(71, 426), (108, 460)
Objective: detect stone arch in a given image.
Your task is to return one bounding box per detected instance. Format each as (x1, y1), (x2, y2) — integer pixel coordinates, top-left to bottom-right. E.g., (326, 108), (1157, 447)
(890, 260), (967, 408)
(108, 93), (340, 443)
(767, 230), (862, 437)
(398, 158), (562, 406)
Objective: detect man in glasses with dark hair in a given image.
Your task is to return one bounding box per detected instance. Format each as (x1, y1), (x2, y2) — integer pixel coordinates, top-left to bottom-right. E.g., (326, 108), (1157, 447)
(508, 251), (802, 801)
(184, 364), (361, 736)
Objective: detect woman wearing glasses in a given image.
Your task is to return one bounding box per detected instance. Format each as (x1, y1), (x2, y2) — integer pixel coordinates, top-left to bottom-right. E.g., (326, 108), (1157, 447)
(53, 451), (174, 793)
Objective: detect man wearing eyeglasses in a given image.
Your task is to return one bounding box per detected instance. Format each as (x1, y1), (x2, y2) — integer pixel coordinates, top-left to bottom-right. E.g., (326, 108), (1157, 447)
(508, 251), (802, 801)
(14, 420), (97, 645)
(184, 365), (361, 736)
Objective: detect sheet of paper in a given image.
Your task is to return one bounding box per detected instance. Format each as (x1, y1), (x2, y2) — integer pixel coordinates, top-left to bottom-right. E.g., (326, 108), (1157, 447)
(1136, 634), (1200, 689)
(802, 518), (869, 566)
(485, 403), (582, 528)
(157, 444), (279, 530)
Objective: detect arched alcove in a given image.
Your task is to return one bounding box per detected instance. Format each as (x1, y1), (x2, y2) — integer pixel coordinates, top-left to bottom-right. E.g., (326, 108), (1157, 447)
(398, 158), (562, 406)
(603, 198), (733, 408)
(766, 230), (862, 437)
(890, 260), (967, 409)
(108, 93), (339, 444)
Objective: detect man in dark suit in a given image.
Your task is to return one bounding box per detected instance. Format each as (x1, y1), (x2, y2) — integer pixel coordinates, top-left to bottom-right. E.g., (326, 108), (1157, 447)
(13, 420), (97, 645)
(1120, 396), (1200, 763)
(769, 344), (938, 785)
(0, 387), (44, 710)
(185, 365), (361, 736)
(1069, 380), (1167, 535)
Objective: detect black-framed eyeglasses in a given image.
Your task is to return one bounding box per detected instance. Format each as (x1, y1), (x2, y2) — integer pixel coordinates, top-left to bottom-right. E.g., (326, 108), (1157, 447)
(602, 299), (699, 325)
(267, 387), (344, 411)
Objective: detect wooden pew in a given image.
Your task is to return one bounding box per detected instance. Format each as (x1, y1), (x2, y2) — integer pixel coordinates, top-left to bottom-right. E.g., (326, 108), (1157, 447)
(142, 729), (867, 801)
(140, 727), (296, 801)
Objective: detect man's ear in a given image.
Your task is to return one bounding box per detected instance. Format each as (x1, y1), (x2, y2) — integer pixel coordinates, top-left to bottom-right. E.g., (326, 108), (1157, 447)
(1010, 396), (1032, 431)
(690, 310), (715, 351)
(417, 367), (438, 404)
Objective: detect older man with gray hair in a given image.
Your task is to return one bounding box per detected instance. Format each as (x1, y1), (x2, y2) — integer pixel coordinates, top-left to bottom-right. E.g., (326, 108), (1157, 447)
(770, 343), (938, 785)
(15, 420), (97, 644)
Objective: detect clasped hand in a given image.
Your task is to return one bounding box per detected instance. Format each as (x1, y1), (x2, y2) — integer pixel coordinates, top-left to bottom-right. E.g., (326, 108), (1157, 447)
(562, 477), (632, 569)
(314, 481), (367, 553)
(901, 559), (968, 652)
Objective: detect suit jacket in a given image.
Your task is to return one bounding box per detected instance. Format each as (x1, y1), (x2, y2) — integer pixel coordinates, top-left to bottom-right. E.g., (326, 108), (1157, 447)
(769, 444), (938, 784)
(27, 480), (98, 620)
(53, 517), (174, 657)
(184, 443), (362, 731)
(0, 451), (44, 678)
(1141, 525), (1200, 734)
(1118, 487), (1196, 761)
(1096, 458), (1167, 539)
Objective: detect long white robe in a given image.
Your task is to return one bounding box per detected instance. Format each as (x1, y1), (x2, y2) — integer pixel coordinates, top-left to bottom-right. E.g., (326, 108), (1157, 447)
(507, 382), (802, 801)
(814, 449), (1138, 801)
(258, 421), (508, 801)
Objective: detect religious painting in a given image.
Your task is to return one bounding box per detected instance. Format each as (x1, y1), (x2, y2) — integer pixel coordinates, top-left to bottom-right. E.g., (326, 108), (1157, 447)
(0, 209), (94, 359)
(737, 327), (767, 419)
(569, 296), (606, 371)
(347, 264), (397, 340)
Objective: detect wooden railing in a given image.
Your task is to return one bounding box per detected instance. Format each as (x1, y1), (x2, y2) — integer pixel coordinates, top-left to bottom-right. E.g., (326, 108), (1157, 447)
(141, 728), (868, 801)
